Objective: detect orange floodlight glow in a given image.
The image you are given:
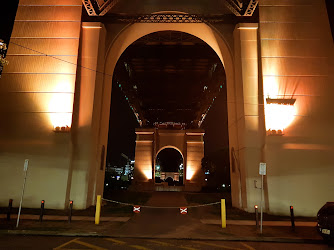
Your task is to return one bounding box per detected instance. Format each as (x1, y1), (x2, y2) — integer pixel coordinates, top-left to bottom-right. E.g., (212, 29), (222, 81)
(265, 103), (296, 132)
(48, 82), (74, 130)
(142, 169), (152, 180)
(263, 75), (296, 133)
(186, 166), (195, 180)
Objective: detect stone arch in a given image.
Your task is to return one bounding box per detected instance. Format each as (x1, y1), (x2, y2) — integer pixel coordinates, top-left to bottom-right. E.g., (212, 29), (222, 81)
(155, 146), (184, 184)
(156, 145), (184, 160)
(95, 20), (240, 195)
(98, 21), (236, 165)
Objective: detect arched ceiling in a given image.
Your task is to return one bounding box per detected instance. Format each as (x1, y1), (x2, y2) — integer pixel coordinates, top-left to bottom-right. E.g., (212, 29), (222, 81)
(113, 31), (226, 128)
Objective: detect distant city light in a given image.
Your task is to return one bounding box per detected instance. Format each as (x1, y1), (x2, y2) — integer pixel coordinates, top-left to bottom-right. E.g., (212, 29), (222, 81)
(106, 183), (109, 186)
(222, 184), (226, 188)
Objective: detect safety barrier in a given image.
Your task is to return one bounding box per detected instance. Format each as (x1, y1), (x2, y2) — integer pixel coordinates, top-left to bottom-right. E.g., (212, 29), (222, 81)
(95, 196), (226, 228)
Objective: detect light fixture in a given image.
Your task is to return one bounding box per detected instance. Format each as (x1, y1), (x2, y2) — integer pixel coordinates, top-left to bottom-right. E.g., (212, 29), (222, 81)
(265, 98), (296, 136)
(266, 98), (296, 105)
(53, 125), (71, 133)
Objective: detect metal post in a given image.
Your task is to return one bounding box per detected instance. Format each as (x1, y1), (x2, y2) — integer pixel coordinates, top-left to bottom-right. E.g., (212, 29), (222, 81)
(255, 205), (259, 229)
(95, 195), (101, 225)
(39, 200), (45, 222)
(68, 200), (73, 223)
(16, 159), (29, 228)
(221, 199), (226, 228)
(260, 174), (263, 234)
(7, 199), (13, 221)
(290, 206), (295, 230)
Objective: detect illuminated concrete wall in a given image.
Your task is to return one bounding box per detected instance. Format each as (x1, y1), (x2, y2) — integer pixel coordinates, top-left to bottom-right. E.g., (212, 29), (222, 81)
(230, 23), (263, 211)
(133, 128), (204, 191)
(258, 0), (334, 216)
(70, 22), (107, 208)
(185, 131), (205, 189)
(133, 129), (154, 188)
(0, 0), (82, 209)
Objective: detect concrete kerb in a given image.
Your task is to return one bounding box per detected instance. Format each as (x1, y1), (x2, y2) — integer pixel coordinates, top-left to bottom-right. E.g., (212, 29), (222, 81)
(0, 230), (325, 244)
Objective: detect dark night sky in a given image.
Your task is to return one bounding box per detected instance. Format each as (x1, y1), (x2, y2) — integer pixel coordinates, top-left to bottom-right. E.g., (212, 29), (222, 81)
(0, 1), (19, 44)
(107, 82), (138, 163)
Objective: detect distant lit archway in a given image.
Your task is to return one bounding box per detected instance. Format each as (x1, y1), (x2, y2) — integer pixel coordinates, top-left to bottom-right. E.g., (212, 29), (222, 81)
(155, 147), (184, 185)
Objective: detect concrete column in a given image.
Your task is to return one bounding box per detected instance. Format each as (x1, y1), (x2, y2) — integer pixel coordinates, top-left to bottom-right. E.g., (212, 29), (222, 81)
(70, 22), (107, 209)
(133, 129), (154, 190)
(232, 23), (262, 211)
(185, 130), (205, 191)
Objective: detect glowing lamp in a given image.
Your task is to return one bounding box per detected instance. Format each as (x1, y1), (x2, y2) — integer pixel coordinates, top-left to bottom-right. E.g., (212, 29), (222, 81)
(265, 98), (296, 135)
(47, 81), (74, 132)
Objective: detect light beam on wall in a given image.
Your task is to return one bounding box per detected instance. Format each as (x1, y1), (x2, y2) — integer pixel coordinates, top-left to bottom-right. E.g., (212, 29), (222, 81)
(48, 82), (74, 131)
(142, 169), (152, 180)
(186, 165), (195, 180)
(265, 98), (296, 135)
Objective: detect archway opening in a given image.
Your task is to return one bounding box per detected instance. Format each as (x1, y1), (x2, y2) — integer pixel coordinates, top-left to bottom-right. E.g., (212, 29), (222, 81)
(104, 28), (231, 195)
(155, 148), (183, 185)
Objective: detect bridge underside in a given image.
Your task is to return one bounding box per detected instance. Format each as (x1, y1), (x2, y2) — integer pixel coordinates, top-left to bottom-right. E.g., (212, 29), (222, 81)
(0, 0), (333, 217)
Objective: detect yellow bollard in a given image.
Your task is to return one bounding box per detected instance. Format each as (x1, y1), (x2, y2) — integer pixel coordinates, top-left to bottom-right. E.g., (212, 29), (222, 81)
(221, 199), (226, 228)
(95, 195), (101, 225)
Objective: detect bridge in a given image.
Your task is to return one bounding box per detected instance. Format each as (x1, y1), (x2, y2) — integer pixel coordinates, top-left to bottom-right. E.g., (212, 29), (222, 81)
(0, 0), (333, 217)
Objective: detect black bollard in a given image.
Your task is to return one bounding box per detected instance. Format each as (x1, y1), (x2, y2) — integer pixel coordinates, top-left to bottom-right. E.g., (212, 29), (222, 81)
(255, 205), (259, 229)
(68, 200), (73, 223)
(7, 199), (13, 221)
(290, 206), (295, 230)
(39, 200), (45, 222)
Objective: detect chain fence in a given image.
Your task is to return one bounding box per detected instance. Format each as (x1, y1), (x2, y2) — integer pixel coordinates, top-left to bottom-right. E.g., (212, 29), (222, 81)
(101, 198), (221, 209)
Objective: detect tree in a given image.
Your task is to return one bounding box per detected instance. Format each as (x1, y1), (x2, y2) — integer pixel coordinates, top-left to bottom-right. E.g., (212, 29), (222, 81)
(201, 156), (216, 175)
